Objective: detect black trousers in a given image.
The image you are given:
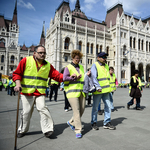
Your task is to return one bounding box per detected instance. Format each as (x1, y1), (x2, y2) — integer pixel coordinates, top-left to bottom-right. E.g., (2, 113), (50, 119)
(49, 84), (58, 101)
(0, 85), (2, 91)
(64, 91), (70, 109)
(10, 87), (15, 96)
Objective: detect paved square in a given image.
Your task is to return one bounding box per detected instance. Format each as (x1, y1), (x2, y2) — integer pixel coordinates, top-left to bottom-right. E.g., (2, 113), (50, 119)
(0, 88), (150, 150)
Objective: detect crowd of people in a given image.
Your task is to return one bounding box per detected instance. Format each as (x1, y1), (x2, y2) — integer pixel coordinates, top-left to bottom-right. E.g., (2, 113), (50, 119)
(0, 45), (143, 139)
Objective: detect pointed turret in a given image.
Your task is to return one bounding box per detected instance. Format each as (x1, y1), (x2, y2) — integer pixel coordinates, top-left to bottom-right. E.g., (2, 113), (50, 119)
(40, 21), (45, 46)
(75, 0), (81, 11)
(12, 0), (18, 25)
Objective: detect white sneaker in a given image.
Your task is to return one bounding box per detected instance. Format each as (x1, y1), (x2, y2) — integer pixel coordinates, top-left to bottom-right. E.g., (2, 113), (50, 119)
(65, 109), (68, 112)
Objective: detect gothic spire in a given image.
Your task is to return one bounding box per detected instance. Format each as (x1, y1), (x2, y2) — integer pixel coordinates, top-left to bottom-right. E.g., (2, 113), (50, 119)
(14, 0), (17, 15)
(12, 0), (18, 24)
(40, 21), (45, 46)
(41, 21), (45, 38)
(75, 0), (81, 11)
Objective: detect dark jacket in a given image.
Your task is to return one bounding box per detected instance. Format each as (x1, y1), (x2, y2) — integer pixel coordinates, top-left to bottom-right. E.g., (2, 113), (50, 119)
(130, 77), (142, 98)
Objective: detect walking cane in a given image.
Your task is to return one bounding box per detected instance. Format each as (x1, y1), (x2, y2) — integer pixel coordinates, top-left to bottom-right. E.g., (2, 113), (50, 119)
(14, 89), (21, 150)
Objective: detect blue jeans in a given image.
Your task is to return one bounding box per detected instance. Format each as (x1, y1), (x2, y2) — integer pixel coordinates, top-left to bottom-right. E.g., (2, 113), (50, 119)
(109, 92), (114, 110)
(127, 98), (141, 108)
(45, 87), (49, 97)
(91, 93), (111, 125)
(98, 101), (101, 111)
(7, 86), (11, 95)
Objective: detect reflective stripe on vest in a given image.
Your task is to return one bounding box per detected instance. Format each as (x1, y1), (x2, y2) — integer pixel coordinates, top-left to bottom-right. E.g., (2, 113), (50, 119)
(110, 73), (116, 92)
(21, 56), (50, 94)
(51, 79), (58, 84)
(129, 76), (142, 93)
(93, 62), (111, 94)
(64, 64), (85, 98)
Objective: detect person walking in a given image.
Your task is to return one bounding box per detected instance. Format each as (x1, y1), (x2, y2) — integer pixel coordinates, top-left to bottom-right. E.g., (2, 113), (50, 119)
(49, 79), (59, 102)
(10, 79), (16, 96)
(91, 52), (116, 130)
(60, 82), (71, 112)
(63, 49), (85, 139)
(13, 45), (63, 138)
(109, 67), (118, 112)
(0, 79), (3, 91)
(127, 70), (142, 110)
(45, 78), (50, 97)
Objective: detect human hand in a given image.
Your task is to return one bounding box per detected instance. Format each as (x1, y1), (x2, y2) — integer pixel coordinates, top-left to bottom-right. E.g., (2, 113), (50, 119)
(77, 74), (82, 79)
(87, 70), (91, 76)
(14, 86), (22, 92)
(70, 74), (77, 80)
(60, 88), (63, 91)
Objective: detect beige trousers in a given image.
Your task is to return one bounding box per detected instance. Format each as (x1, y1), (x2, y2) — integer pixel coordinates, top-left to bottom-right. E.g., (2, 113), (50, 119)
(68, 93), (85, 134)
(18, 95), (54, 134)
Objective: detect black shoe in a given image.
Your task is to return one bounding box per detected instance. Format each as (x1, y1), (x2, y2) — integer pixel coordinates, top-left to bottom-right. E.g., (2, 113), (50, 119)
(98, 110), (103, 115)
(91, 123), (99, 130)
(127, 104), (130, 109)
(44, 131), (53, 138)
(111, 109), (115, 112)
(17, 132), (25, 138)
(55, 100), (57, 102)
(136, 107), (141, 110)
(103, 122), (116, 130)
(49, 99), (51, 102)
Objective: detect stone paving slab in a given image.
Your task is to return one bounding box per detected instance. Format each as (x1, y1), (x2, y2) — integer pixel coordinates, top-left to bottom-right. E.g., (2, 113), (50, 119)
(0, 88), (150, 150)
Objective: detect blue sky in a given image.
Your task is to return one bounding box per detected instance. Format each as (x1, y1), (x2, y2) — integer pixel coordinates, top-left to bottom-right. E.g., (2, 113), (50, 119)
(1, 0), (150, 47)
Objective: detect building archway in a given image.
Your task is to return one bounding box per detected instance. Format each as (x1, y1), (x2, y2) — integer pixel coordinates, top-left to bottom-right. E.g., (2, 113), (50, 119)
(146, 64), (150, 81)
(138, 63), (143, 81)
(131, 62), (135, 77)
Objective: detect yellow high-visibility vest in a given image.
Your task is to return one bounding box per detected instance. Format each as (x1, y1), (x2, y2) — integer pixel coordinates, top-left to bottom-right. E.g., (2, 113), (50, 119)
(21, 56), (50, 94)
(64, 64), (85, 98)
(129, 76), (142, 93)
(110, 73), (116, 92)
(51, 79), (58, 85)
(93, 62), (111, 94)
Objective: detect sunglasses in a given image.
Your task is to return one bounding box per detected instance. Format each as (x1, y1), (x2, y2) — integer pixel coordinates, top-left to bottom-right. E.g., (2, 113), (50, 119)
(101, 56), (107, 59)
(37, 52), (46, 55)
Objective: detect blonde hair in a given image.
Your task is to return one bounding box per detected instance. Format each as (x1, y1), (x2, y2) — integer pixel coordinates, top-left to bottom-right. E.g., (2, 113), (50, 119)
(71, 50), (83, 59)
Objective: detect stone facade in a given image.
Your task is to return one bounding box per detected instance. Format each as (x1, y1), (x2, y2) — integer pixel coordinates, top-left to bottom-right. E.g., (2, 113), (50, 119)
(0, 0), (45, 77)
(45, 1), (150, 83)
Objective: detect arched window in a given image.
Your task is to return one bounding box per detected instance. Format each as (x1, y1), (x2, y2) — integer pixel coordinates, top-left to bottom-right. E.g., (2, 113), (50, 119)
(96, 45), (98, 54)
(130, 37), (132, 48)
(11, 55), (15, 63)
(138, 39), (140, 50)
(106, 46), (109, 55)
(64, 38), (70, 49)
(79, 41), (82, 51)
(65, 14), (69, 22)
(123, 45), (126, 55)
(121, 70), (125, 78)
(100, 45), (102, 52)
(91, 43), (93, 54)
(141, 40), (144, 50)
(0, 38), (5, 46)
(146, 41), (148, 52)
(20, 57), (23, 61)
(87, 43), (89, 54)
(122, 19), (124, 25)
(1, 55), (4, 63)
(133, 38), (136, 49)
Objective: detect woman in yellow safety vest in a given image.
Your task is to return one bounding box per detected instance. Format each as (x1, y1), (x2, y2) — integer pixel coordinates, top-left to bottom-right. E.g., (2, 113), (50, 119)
(127, 70), (142, 110)
(63, 49), (85, 139)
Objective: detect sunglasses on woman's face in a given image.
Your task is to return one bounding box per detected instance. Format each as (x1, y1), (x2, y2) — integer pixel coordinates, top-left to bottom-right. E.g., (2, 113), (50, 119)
(101, 56), (107, 59)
